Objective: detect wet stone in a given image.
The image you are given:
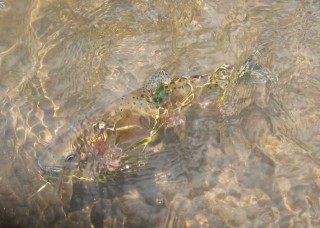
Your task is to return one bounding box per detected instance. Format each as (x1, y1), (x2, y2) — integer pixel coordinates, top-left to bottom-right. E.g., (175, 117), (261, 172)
(0, 1), (6, 9)
(98, 121), (106, 129)
(90, 199), (112, 228)
(155, 197), (165, 207)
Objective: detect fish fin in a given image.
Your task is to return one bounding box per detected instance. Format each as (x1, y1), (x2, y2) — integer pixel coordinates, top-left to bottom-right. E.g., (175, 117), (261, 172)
(144, 70), (170, 89)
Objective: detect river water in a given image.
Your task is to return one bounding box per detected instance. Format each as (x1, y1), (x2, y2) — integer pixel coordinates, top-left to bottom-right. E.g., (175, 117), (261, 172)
(1, 0), (320, 227)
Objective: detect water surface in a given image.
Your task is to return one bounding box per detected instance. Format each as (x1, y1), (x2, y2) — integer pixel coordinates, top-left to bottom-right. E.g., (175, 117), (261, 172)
(1, 0), (320, 227)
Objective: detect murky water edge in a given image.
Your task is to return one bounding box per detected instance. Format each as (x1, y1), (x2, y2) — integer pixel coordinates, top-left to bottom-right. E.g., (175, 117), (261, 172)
(1, 0), (320, 227)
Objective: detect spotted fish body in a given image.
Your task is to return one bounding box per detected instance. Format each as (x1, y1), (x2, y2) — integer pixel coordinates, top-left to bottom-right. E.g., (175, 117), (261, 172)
(38, 64), (234, 174)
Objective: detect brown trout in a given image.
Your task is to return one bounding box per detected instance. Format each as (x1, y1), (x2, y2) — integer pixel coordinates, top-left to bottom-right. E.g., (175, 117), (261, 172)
(38, 64), (233, 173)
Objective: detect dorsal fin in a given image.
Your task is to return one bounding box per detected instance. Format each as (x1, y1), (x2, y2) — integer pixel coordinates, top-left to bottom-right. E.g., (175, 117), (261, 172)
(144, 70), (170, 89)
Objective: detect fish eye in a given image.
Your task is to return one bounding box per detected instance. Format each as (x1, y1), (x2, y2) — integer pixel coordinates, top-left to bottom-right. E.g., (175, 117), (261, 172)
(66, 153), (76, 162)
(64, 151), (79, 170)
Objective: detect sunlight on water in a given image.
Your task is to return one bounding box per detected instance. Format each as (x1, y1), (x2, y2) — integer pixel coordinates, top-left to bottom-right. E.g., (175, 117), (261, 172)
(1, 0), (320, 227)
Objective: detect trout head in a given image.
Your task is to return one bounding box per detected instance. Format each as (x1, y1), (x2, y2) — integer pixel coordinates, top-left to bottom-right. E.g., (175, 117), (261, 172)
(38, 131), (79, 173)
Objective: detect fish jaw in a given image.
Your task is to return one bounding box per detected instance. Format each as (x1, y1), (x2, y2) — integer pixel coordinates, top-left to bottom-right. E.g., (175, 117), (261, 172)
(37, 154), (65, 173)
(38, 135), (79, 173)
(38, 149), (79, 173)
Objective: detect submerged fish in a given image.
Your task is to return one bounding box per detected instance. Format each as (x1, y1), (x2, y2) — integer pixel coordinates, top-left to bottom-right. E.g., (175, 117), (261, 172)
(218, 56), (274, 116)
(38, 64), (234, 174)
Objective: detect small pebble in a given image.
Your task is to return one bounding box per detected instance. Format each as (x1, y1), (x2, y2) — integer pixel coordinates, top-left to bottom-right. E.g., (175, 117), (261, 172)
(0, 1), (6, 9)
(138, 162), (145, 167)
(155, 197), (165, 206)
(98, 121), (106, 129)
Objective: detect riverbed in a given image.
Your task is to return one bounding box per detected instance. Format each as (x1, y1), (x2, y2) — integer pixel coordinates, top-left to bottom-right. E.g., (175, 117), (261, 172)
(0, 0), (320, 227)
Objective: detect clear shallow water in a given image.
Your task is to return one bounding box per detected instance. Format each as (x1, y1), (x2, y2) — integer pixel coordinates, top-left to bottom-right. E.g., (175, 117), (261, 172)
(1, 0), (320, 227)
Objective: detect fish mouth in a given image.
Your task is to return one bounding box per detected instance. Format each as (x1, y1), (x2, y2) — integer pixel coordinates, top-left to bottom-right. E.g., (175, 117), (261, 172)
(38, 162), (65, 173)
(41, 166), (64, 173)
(38, 155), (65, 173)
